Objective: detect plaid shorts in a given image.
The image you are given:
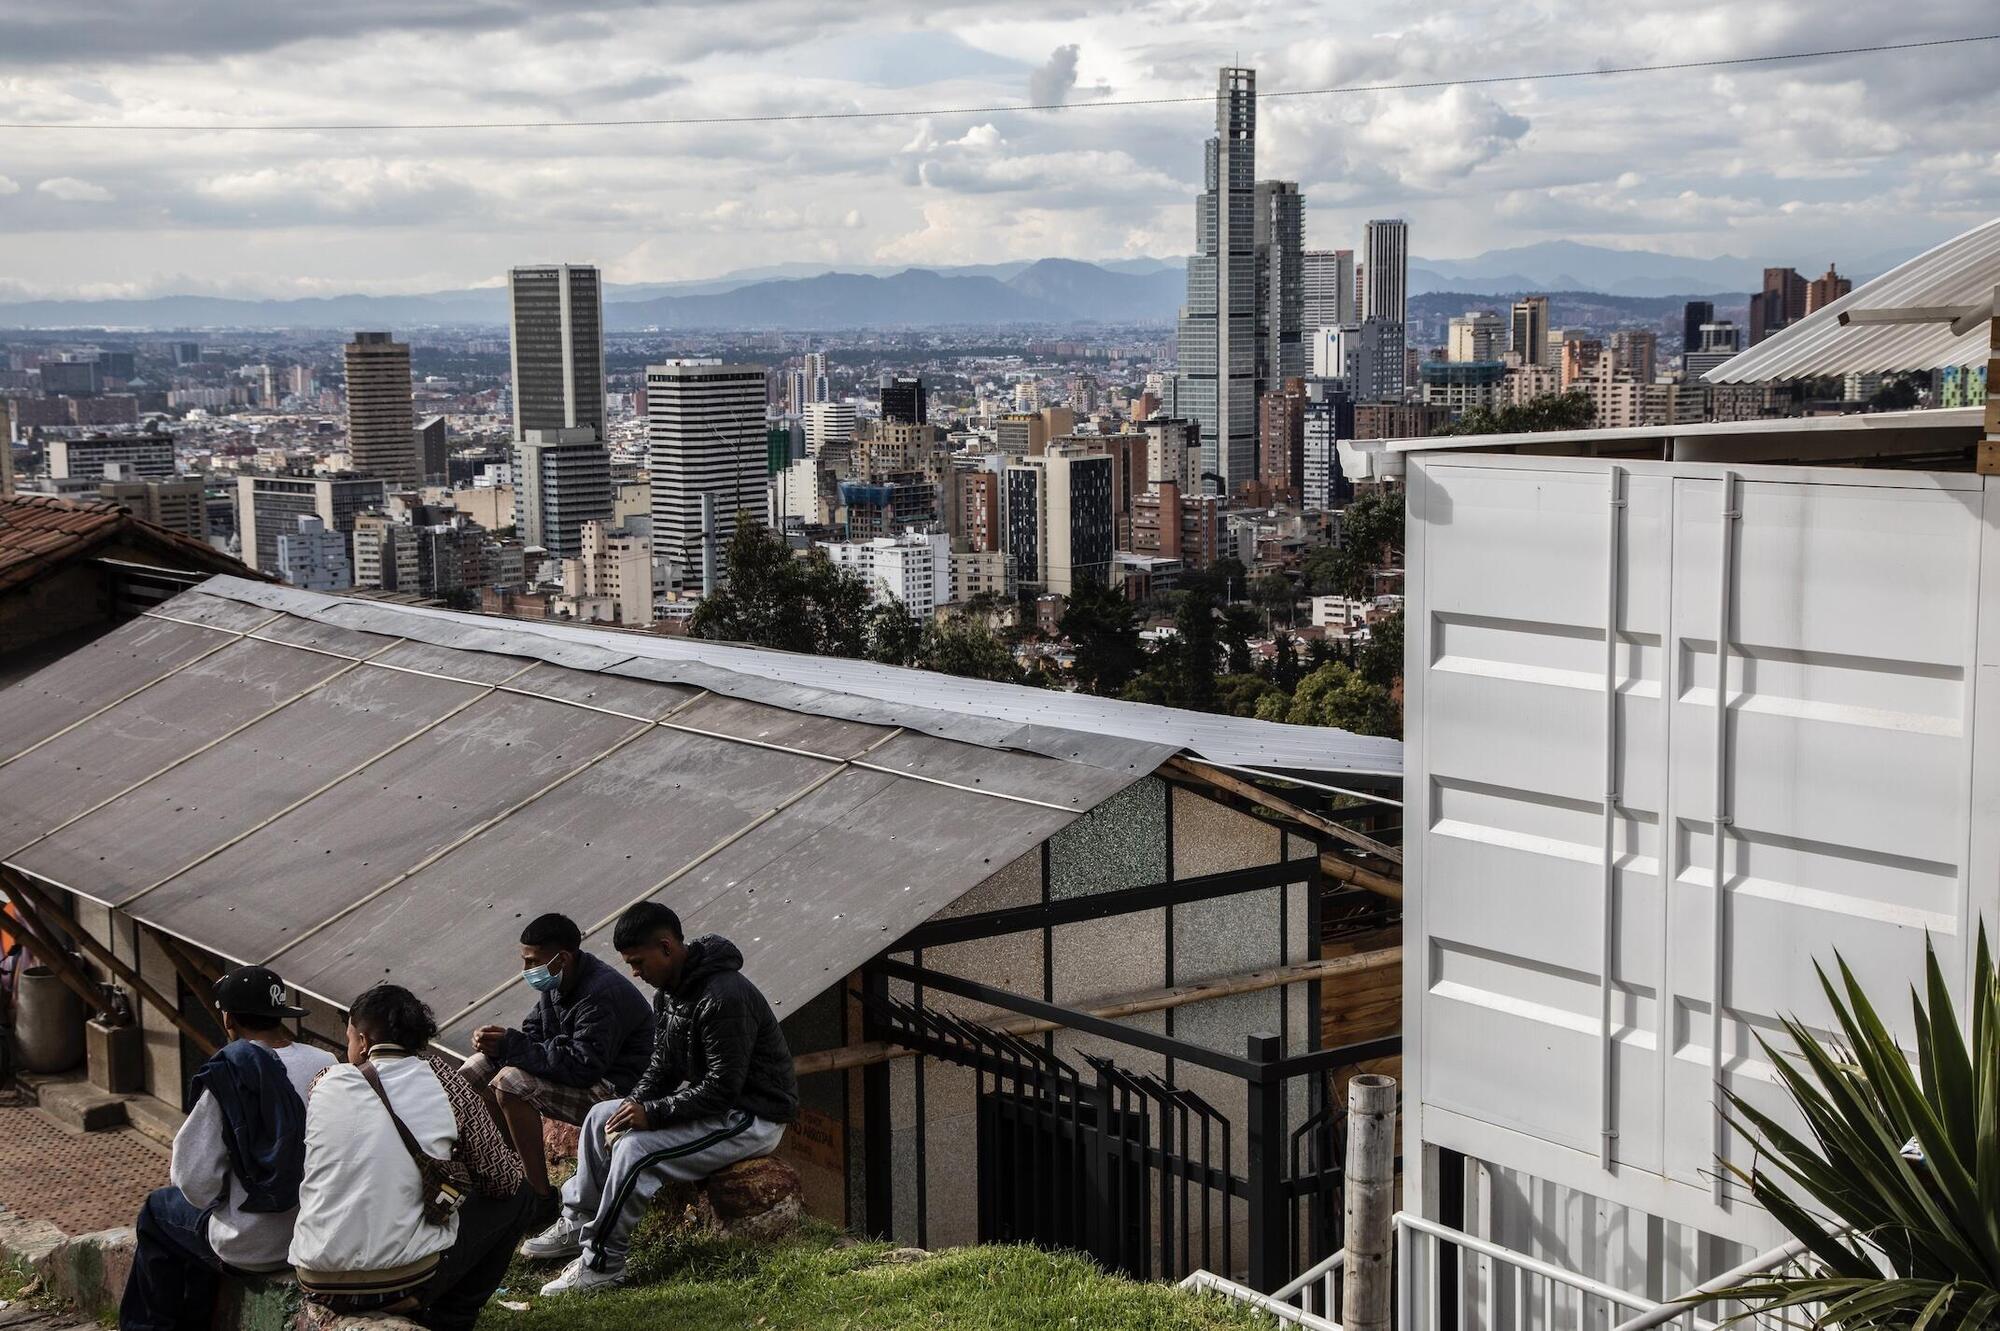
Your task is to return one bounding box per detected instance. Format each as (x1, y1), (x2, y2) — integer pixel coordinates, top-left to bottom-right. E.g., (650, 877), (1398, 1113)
(460, 1052), (620, 1126)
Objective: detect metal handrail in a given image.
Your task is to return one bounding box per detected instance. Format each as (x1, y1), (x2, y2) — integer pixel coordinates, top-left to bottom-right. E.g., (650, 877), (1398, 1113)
(1396, 1212), (1657, 1313)
(1609, 1237), (1810, 1331)
(1180, 1271), (1343, 1330)
(1269, 1246), (1346, 1302)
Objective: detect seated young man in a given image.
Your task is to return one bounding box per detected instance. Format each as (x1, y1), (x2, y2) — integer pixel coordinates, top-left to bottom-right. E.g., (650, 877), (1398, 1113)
(459, 912), (654, 1208)
(121, 966), (334, 1331)
(522, 902), (798, 1296)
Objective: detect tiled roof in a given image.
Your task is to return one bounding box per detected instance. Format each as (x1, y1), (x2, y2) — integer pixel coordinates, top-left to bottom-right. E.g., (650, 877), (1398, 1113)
(0, 492), (253, 594)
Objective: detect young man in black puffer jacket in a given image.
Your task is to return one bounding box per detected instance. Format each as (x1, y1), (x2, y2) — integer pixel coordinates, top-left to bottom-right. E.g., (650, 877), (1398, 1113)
(524, 902), (797, 1297)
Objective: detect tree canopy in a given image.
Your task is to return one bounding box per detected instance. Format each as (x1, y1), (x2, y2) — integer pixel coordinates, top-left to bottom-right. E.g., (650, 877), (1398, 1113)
(1433, 390), (1595, 438)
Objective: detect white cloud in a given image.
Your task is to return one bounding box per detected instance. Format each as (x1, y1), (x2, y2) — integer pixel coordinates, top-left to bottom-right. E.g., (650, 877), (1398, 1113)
(0, 175), (17, 196)
(1028, 44), (1080, 106)
(36, 176), (113, 203)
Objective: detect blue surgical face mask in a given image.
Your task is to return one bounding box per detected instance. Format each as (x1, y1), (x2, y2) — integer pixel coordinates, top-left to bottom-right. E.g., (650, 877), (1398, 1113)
(523, 961), (561, 992)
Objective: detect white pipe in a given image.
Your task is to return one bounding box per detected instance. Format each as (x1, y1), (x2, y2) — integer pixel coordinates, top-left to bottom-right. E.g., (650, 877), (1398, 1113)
(1709, 471), (1739, 1205)
(1599, 464), (1625, 1169)
(1203, 763), (1404, 809)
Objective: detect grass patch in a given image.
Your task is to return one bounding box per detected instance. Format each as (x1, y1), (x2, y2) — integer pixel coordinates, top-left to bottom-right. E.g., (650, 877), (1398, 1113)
(481, 1223), (1270, 1330)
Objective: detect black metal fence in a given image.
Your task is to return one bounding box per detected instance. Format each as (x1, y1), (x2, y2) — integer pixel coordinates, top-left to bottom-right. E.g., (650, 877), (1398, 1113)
(861, 965), (1398, 1290)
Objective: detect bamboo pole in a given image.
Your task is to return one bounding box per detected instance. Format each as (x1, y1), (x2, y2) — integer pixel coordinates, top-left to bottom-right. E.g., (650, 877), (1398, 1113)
(3, 871), (218, 1057)
(1343, 1072), (1399, 1331)
(1320, 851), (1403, 901)
(1163, 755), (1404, 866)
(2, 885), (113, 1019)
(793, 946), (1402, 1077)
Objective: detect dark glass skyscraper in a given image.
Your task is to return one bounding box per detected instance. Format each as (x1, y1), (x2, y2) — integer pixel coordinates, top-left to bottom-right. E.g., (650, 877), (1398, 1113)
(507, 264), (605, 436)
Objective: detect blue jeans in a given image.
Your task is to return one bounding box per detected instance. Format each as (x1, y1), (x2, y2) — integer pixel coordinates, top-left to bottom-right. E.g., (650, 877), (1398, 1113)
(118, 1187), (220, 1331)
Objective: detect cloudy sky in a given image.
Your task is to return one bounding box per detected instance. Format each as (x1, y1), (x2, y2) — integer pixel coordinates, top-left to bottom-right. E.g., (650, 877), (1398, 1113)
(0, 1), (1994, 298)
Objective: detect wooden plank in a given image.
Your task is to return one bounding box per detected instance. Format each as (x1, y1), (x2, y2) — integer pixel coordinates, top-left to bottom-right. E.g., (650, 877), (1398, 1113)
(795, 946), (1402, 1076)
(1, 883), (113, 1019)
(4, 870), (218, 1058)
(1163, 756), (1404, 866)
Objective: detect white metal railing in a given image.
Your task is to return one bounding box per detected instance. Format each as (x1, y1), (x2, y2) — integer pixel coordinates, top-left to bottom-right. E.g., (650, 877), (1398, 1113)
(1182, 1214), (1812, 1331)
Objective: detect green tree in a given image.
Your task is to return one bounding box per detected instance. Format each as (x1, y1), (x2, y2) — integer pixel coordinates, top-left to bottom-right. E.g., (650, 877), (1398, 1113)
(1268, 661), (1399, 737)
(1269, 631), (1305, 693)
(1434, 390), (1595, 437)
(690, 517), (871, 657)
(1355, 608), (1403, 692)
(1058, 577), (1143, 697)
(1215, 672), (1285, 719)
(1870, 373), (1923, 412)
(865, 599), (926, 667)
(1209, 555), (1249, 602)
(1329, 491), (1406, 603)
(1219, 604), (1261, 676)
(920, 614), (1024, 683)
(1253, 571), (1297, 629)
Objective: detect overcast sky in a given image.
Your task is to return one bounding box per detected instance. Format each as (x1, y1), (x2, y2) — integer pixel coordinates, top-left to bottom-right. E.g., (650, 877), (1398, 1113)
(0, 2), (1994, 299)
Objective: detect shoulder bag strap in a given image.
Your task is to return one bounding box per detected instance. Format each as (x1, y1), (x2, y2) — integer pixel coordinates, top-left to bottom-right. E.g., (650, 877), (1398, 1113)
(358, 1059), (439, 1168)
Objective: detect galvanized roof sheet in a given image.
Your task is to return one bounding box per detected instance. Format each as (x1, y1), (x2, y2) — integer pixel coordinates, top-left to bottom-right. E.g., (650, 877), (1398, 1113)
(0, 575), (1391, 1036)
(1708, 216), (2000, 383)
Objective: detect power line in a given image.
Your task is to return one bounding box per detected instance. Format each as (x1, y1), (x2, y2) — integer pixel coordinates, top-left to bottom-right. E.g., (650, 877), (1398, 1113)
(1, 33), (1992, 133)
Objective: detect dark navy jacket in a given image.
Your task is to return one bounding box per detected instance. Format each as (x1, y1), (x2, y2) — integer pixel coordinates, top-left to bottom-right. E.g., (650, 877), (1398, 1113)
(190, 1040), (305, 1214)
(497, 949), (655, 1092)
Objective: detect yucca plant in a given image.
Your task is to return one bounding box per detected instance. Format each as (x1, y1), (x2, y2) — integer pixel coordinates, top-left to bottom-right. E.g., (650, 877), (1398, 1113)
(1715, 930), (2000, 1328)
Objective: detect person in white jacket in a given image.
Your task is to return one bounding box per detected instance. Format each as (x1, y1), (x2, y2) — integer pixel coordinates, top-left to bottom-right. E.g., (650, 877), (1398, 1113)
(119, 965), (333, 1331)
(289, 984), (531, 1331)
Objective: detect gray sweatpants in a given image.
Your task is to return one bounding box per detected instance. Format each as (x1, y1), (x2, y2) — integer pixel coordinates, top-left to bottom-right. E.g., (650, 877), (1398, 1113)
(562, 1098), (786, 1270)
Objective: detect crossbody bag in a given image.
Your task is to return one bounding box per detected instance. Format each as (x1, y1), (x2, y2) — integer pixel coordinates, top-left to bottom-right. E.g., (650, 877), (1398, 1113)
(358, 1059), (472, 1225)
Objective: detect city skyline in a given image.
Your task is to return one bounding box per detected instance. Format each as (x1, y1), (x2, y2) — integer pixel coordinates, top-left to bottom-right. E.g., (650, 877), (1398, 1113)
(0, 5), (1992, 299)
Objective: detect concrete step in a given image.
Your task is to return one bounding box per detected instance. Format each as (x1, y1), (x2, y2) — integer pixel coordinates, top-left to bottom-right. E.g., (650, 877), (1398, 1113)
(122, 1095), (183, 1152)
(31, 1081), (127, 1135)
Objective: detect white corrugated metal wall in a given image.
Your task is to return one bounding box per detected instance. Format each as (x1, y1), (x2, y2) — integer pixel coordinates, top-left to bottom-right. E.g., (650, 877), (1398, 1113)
(1405, 453), (1997, 1310)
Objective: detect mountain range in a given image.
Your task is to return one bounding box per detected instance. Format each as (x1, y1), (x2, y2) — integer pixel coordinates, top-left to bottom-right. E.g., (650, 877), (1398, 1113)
(0, 241), (1920, 332)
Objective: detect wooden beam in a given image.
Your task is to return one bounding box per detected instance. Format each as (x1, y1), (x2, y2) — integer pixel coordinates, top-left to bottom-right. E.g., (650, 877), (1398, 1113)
(1, 884), (114, 1019)
(4, 871), (218, 1058)
(153, 930), (224, 989)
(1321, 851), (1403, 901)
(794, 946), (1402, 1077)
(1163, 756), (1404, 867)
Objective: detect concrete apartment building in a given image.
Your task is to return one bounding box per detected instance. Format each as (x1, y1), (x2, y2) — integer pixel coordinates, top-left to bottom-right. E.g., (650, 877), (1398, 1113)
(1510, 295), (1551, 366)
(1005, 443), (1114, 596)
(1301, 248), (1356, 332)
(1447, 311), (1506, 362)
(273, 514), (351, 591)
(803, 401), (857, 455)
(48, 433), (176, 482)
(235, 472), (386, 576)
(646, 360), (768, 593)
(821, 530), (951, 619)
(513, 428), (614, 562)
(98, 467), (207, 541)
(560, 518), (652, 627)
(342, 332), (418, 488)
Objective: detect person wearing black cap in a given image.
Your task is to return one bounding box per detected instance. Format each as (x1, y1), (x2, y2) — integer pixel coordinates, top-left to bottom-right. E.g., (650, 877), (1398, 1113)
(119, 965), (335, 1331)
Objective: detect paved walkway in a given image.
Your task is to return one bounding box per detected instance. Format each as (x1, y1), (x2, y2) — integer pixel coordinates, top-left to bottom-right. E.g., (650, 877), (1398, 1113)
(0, 1101), (165, 1236)
(0, 1304), (100, 1330)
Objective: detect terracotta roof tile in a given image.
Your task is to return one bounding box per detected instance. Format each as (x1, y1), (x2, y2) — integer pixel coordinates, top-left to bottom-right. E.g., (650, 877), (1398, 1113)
(0, 492), (260, 594)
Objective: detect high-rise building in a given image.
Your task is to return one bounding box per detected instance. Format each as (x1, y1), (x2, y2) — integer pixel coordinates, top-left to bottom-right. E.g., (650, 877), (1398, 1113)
(802, 352), (829, 406)
(1448, 312), (1506, 363)
(1303, 250), (1356, 331)
(1682, 321), (1743, 380)
(49, 433), (175, 481)
(343, 332), (418, 488)
(1354, 318), (1406, 401)
(646, 361), (768, 594)
(1748, 267), (1808, 345)
(1681, 301), (1714, 358)
(820, 531), (952, 619)
(513, 429), (614, 561)
(1004, 444), (1114, 595)
(508, 264), (605, 437)
(881, 375), (926, 425)
(1362, 219), (1409, 324)
(235, 472), (386, 575)
(562, 519), (653, 626)
(416, 415), (449, 485)
(98, 470), (207, 541)
(1805, 263), (1851, 314)
(1302, 381), (1354, 511)
(1608, 330), (1659, 381)
(1142, 416), (1198, 494)
(804, 401), (857, 455)
(275, 515), (352, 592)
(1255, 181), (1306, 391)
(1258, 379), (1307, 505)
(1510, 297), (1551, 366)
(1173, 66), (1259, 496)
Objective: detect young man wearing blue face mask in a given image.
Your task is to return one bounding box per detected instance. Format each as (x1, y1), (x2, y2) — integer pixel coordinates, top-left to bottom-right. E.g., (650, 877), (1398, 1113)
(459, 913), (654, 1220)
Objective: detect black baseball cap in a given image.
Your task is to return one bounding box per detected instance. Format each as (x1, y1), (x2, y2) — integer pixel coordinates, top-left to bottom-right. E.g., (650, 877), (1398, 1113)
(214, 965), (309, 1019)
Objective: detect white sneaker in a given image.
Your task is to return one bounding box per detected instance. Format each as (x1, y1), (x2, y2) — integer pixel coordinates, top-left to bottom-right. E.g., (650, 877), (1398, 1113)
(519, 1214), (584, 1260)
(539, 1254), (629, 1297)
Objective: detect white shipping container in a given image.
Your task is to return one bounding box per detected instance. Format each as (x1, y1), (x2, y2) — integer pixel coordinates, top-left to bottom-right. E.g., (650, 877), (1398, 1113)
(1403, 452), (1998, 1282)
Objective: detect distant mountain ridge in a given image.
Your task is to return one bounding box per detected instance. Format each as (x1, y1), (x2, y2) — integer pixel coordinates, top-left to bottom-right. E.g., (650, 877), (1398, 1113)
(0, 240), (1918, 331)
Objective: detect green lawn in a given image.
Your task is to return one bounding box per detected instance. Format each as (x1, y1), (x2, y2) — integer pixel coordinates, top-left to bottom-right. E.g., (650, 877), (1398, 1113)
(480, 1223), (1269, 1331)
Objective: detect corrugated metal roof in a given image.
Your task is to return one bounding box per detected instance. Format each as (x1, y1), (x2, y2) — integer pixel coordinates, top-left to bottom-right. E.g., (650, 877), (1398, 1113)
(1708, 216), (2000, 382)
(1383, 405), (1984, 453)
(0, 576), (1386, 1037)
